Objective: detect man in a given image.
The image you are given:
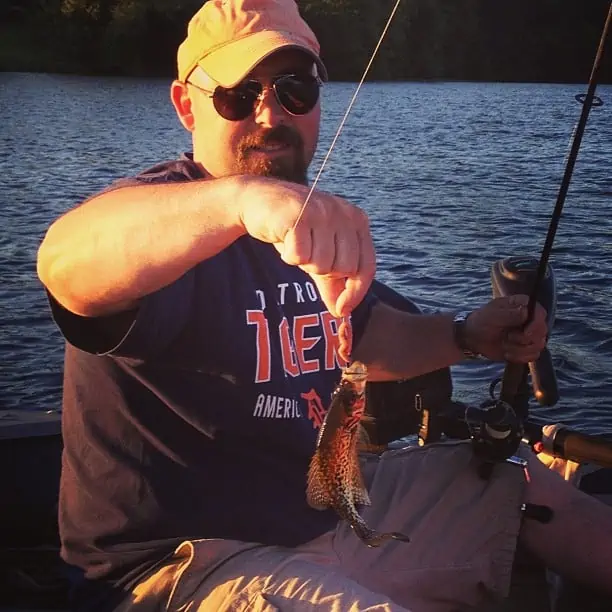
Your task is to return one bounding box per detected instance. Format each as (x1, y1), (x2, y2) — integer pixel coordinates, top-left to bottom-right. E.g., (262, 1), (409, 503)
(37, 0), (612, 610)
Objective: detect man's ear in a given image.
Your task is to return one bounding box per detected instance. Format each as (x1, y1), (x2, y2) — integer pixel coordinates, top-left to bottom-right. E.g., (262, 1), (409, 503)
(170, 80), (195, 132)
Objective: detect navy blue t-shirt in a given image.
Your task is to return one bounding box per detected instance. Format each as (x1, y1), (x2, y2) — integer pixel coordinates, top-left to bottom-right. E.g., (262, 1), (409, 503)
(51, 154), (376, 608)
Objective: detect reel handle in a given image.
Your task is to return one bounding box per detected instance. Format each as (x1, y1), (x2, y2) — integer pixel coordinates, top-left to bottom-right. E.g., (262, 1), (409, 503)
(539, 424), (612, 469)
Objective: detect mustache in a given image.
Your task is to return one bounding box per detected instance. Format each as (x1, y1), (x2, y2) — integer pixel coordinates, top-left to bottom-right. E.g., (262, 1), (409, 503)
(239, 125), (303, 152)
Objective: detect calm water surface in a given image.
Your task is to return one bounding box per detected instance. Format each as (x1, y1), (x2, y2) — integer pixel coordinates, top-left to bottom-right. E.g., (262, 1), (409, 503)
(1, 73), (611, 434)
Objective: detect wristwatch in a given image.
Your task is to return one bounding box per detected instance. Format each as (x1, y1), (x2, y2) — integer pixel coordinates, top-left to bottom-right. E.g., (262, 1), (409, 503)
(452, 310), (480, 359)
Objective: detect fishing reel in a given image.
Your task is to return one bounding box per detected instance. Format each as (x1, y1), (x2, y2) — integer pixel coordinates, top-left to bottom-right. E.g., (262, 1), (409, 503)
(364, 256), (560, 470)
(466, 399), (524, 474)
(491, 255), (559, 411)
(466, 255), (559, 470)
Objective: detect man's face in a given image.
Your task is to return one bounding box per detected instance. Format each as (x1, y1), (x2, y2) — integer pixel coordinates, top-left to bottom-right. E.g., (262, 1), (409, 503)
(173, 50), (321, 184)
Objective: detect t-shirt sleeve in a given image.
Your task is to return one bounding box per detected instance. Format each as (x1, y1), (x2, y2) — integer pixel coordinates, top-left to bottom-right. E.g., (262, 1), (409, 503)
(350, 288), (378, 352)
(48, 270), (195, 359)
(47, 157), (203, 358)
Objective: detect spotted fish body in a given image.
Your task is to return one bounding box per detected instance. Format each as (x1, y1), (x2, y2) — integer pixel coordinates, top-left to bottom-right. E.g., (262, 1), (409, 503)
(306, 361), (410, 547)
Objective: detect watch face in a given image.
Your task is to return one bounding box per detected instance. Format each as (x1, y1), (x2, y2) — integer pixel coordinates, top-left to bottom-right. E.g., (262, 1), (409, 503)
(453, 311), (477, 358)
(454, 311), (470, 324)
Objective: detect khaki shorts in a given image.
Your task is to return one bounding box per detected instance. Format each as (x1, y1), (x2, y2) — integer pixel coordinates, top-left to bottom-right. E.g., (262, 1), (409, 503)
(118, 441), (528, 612)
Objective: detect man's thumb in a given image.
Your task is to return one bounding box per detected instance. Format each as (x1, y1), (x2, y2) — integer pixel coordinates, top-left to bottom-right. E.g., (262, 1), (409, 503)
(312, 275), (344, 318)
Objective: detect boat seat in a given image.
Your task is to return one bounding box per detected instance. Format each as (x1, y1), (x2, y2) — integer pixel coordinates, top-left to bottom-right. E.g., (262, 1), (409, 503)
(0, 546), (70, 611)
(0, 411), (69, 611)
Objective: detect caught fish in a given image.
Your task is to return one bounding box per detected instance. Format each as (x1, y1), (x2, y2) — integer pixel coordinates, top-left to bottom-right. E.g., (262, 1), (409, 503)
(306, 361), (410, 547)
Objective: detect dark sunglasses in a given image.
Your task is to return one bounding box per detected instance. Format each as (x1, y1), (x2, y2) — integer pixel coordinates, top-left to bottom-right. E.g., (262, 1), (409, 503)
(187, 73), (322, 121)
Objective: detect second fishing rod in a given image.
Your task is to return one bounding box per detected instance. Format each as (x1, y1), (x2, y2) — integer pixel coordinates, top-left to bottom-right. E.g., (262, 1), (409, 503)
(459, 2), (612, 466)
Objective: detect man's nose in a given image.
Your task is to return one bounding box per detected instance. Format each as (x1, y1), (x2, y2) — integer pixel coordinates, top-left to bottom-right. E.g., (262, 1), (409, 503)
(253, 87), (285, 127)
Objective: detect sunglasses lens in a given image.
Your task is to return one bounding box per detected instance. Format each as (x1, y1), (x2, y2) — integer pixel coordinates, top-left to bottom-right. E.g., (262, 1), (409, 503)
(213, 82), (261, 121)
(275, 75), (320, 115)
(210, 76), (319, 121)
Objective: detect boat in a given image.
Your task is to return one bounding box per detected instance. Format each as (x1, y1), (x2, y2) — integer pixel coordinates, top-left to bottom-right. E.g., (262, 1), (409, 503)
(1, 259), (611, 611)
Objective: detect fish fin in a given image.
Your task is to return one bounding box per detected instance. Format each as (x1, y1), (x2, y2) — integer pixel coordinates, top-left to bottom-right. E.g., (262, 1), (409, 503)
(356, 422), (373, 451)
(314, 389), (344, 451)
(306, 453), (332, 510)
(350, 459), (371, 506)
(314, 410), (329, 449)
(360, 413), (375, 425)
(349, 431), (371, 506)
(356, 423), (388, 455)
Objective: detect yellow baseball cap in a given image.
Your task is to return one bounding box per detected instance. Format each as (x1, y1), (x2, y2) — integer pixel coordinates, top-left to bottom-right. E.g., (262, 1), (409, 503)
(177, 0), (328, 87)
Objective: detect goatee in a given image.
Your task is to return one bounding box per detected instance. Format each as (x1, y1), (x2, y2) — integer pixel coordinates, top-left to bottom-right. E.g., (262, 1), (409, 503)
(237, 125), (308, 185)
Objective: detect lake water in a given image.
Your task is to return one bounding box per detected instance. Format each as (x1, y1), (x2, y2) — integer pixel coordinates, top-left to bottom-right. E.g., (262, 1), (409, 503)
(1, 72), (611, 434)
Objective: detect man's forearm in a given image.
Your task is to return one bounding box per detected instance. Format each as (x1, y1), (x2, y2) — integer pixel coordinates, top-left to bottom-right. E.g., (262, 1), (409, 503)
(354, 301), (464, 381)
(37, 177), (247, 317)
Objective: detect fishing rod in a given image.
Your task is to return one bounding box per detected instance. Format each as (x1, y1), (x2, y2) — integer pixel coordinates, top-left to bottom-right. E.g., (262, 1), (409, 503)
(454, 4), (612, 470)
(293, 0), (611, 469)
(498, 2), (612, 410)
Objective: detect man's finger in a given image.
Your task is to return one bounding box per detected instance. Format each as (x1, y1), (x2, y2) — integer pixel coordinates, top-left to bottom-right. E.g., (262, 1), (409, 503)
(307, 227), (336, 274)
(331, 231), (359, 277)
(498, 300), (528, 327)
(340, 228), (376, 316)
(506, 329), (534, 345)
(279, 226), (312, 266)
(336, 277), (363, 318)
(504, 347), (543, 363)
(507, 294), (529, 308)
(312, 275), (345, 318)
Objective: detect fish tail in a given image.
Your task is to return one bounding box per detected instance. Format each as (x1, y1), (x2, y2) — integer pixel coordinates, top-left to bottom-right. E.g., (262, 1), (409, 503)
(351, 516), (411, 547)
(363, 530), (411, 547)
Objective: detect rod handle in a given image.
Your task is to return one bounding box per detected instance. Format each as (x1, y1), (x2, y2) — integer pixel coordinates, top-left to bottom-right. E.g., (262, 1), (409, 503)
(528, 348), (559, 407)
(542, 424), (612, 469)
(498, 363), (528, 411)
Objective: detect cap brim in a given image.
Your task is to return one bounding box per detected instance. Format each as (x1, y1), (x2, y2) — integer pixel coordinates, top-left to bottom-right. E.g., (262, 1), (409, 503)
(196, 30), (328, 87)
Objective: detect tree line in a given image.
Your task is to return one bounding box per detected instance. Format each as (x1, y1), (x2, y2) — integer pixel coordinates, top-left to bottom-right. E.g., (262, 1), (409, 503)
(2, 0), (611, 82)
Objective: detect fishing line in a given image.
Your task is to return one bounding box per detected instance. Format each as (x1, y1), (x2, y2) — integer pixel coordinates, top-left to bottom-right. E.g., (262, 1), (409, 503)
(246, 0), (402, 373)
(288, 0), (402, 361)
(500, 1), (612, 406)
(292, 0), (403, 231)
